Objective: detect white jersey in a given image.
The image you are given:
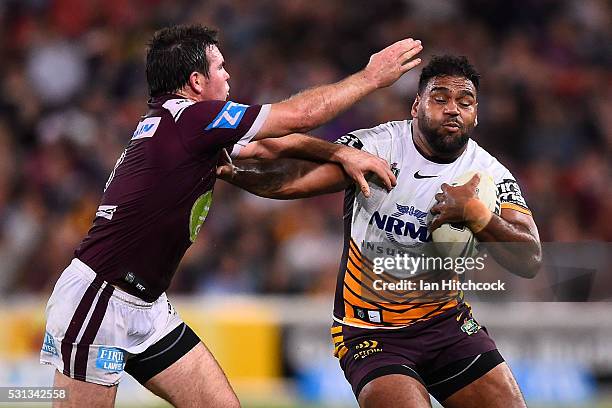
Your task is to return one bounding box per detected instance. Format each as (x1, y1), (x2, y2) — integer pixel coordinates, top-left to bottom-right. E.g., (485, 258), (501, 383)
(332, 120), (530, 328)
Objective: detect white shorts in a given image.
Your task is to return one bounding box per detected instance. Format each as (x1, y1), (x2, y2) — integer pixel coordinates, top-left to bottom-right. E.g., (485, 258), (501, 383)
(40, 258), (184, 386)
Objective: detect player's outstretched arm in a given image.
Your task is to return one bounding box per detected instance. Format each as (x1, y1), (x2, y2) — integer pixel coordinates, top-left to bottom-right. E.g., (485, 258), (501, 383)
(237, 133), (396, 197)
(429, 175), (542, 278)
(217, 158), (350, 199)
(255, 39), (422, 139)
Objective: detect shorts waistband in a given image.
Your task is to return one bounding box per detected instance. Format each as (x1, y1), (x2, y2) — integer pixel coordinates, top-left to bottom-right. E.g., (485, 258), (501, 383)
(70, 258), (162, 307)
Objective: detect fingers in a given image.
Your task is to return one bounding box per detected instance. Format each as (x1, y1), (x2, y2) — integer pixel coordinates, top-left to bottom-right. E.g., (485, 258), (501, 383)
(468, 173), (481, 186)
(434, 192), (445, 203)
(388, 167), (397, 187)
(355, 172), (371, 198)
(372, 160), (396, 191)
(375, 169), (393, 191)
(400, 57), (422, 73)
(440, 183), (451, 193)
(356, 156), (396, 191)
(216, 164), (232, 179)
(429, 216), (444, 231)
(369, 38), (423, 86)
(221, 148), (232, 164)
(399, 41), (423, 63)
(376, 158), (396, 187)
(396, 39), (423, 73)
(430, 203), (442, 215)
(390, 38), (421, 53)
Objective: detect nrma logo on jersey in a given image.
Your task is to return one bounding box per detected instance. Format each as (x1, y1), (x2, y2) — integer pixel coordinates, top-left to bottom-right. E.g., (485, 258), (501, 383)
(369, 203), (431, 243)
(41, 331), (58, 356)
(96, 348), (126, 372)
(206, 101), (248, 130)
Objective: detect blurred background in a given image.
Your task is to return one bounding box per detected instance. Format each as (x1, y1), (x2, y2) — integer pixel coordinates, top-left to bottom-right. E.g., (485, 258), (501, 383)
(0, 0), (610, 407)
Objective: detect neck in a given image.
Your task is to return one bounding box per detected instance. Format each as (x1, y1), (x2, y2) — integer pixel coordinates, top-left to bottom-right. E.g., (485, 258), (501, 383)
(411, 120), (467, 164)
(174, 89), (201, 102)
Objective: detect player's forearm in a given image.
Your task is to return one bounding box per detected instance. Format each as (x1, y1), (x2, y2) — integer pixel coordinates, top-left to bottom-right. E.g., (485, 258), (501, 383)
(254, 134), (347, 163)
(473, 215), (542, 278)
(279, 72), (377, 133)
(221, 159), (343, 199)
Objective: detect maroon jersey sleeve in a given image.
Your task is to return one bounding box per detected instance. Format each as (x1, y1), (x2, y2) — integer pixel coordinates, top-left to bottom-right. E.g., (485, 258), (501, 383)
(161, 98), (271, 158)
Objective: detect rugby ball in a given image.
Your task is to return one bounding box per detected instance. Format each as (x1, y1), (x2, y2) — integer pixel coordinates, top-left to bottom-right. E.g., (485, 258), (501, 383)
(430, 171), (499, 258)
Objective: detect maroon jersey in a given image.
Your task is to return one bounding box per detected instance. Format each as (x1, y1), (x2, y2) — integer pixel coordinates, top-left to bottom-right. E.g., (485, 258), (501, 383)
(75, 95), (270, 301)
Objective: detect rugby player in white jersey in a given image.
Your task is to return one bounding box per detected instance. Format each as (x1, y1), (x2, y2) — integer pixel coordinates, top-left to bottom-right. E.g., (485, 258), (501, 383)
(220, 55), (542, 408)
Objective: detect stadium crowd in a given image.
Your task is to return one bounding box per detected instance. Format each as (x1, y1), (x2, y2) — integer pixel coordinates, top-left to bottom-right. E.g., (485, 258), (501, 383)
(0, 0), (610, 296)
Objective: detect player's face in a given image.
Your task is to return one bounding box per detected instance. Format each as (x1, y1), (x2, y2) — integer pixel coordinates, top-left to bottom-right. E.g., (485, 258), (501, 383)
(412, 76), (478, 154)
(201, 45), (230, 101)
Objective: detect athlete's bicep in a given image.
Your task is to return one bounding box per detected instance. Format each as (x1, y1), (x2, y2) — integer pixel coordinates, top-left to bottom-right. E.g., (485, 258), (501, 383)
(254, 102), (308, 140)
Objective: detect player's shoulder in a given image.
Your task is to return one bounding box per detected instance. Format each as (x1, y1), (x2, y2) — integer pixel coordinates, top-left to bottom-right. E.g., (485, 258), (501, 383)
(160, 98), (228, 123)
(336, 119), (408, 149)
(355, 119), (407, 139)
(467, 139), (514, 182)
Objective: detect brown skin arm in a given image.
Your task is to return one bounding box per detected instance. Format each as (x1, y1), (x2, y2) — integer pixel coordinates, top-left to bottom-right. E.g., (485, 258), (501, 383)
(217, 157), (351, 199)
(429, 174), (542, 278)
(474, 208), (542, 278)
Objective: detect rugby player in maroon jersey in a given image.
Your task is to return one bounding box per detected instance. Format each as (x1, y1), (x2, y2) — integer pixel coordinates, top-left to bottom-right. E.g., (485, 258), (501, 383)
(40, 24), (423, 407)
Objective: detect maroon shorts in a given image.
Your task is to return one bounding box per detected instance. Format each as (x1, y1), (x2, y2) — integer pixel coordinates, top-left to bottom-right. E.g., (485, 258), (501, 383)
(332, 303), (500, 401)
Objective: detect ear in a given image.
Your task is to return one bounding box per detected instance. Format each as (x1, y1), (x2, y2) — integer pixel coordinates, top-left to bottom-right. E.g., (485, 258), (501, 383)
(474, 115), (478, 127)
(411, 95), (420, 118)
(188, 71), (205, 94)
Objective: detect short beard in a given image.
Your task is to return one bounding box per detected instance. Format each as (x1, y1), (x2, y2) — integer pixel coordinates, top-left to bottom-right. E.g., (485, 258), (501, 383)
(418, 114), (471, 154)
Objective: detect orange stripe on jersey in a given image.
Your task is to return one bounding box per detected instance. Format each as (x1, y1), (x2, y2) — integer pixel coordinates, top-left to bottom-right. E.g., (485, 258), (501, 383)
(345, 250), (460, 306)
(501, 202), (532, 216)
(343, 282), (381, 311)
(340, 239), (462, 327)
(349, 240), (373, 267)
(330, 326), (342, 335)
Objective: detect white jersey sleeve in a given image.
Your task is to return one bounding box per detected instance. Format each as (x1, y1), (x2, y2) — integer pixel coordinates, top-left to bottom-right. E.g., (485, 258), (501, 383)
(475, 148), (531, 215)
(333, 122), (397, 159)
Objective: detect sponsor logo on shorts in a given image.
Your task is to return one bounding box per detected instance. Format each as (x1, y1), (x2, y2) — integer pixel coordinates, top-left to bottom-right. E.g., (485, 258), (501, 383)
(96, 347), (126, 372)
(41, 332), (58, 356)
(353, 340), (383, 360)
(460, 318), (481, 336)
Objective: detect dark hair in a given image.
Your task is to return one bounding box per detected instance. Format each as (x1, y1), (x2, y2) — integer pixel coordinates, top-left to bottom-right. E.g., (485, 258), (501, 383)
(146, 24), (219, 97)
(417, 55), (480, 94)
